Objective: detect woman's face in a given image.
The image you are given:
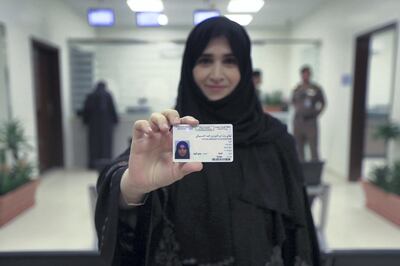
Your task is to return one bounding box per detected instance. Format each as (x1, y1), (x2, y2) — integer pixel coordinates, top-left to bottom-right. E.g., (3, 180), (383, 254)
(178, 144), (188, 157)
(193, 37), (241, 101)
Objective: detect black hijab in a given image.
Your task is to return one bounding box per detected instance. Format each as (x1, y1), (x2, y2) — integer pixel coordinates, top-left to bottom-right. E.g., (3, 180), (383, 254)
(175, 17), (278, 145)
(158, 17), (314, 266)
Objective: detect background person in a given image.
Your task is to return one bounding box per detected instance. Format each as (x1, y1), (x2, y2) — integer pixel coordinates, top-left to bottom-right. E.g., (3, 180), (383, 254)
(291, 66), (326, 162)
(82, 81), (118, 170)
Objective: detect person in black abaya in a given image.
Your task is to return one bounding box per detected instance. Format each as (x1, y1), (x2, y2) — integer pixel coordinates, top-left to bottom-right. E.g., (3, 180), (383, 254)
(95, 17), (320, 266)
(83, 81), (118, 169)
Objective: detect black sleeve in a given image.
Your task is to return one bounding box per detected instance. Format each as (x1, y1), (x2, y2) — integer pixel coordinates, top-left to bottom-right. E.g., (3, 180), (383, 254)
(94, 149), (155, 266)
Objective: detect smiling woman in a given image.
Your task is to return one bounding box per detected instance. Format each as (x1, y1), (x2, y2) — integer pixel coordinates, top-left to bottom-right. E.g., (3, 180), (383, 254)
(193, 37), (241, 101)
(95, 17), (320, 266)
(3, 0), (400, 265)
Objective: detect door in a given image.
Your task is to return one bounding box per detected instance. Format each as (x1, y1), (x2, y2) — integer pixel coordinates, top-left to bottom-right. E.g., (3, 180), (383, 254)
(349, 24), (397, 181)
(32, 40), (64, 173)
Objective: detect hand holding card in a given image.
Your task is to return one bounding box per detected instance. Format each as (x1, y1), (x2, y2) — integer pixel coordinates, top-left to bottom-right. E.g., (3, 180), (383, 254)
(120, 110), (203, 206)
(173, 124), (233, 162)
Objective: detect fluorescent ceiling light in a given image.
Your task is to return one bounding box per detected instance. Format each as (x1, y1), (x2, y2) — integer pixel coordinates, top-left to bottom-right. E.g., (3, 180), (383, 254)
(136, 12), (168, 27)
(193, 10), (221, 25)
(127, 0), (164, 12)
(225, 14), (253, 26)
(87, 8), (115, 27)
(227, 0), (264, 13)
(158, 14), (168, 26)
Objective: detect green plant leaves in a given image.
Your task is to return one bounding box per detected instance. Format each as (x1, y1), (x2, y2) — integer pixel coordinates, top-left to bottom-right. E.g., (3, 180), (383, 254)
(374, 121), (400, 141)
(370, 161), (400, 196)
(0, 119), (33, 195)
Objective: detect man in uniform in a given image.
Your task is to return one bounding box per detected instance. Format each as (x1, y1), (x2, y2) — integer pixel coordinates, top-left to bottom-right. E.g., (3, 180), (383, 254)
(291, 66), (326, 161)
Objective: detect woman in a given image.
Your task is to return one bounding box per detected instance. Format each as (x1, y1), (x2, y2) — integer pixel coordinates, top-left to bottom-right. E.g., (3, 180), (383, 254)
(175, 141), (190, 159)
(95, 17), (320, 266)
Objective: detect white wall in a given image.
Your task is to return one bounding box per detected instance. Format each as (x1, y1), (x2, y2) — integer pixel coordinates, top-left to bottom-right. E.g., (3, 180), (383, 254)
(288, 43), (321, 90)
(92, 27), (295, 111)
(367, 29), (396, 110)
(290, 0), (400, 177)
(0, 0), (95, 169)
(252, 43), (291, 100)
(94, 42), (184, 113)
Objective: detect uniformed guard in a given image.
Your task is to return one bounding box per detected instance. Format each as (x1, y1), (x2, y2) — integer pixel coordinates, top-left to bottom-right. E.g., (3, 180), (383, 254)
(291, 66), (326, 161)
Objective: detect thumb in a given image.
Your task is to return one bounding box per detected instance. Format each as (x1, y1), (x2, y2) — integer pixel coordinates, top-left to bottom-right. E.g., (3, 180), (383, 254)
(174, 162), (203, 180)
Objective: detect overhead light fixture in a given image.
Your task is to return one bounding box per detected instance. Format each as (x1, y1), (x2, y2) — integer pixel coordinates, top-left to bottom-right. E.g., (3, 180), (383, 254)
(225, 14), (253, 26)
(136, 12), (168, 27)
(193, 10), (221, 25)
(158, 14), (168, 26)
(227, 0), (264, 13)
(127, 0), (164, 12)
(87, 8), (115, 27)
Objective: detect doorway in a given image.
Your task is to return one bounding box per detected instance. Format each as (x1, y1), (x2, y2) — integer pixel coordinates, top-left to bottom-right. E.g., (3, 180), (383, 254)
(349, 23), (397, 181)
(32, 40), (64, 173)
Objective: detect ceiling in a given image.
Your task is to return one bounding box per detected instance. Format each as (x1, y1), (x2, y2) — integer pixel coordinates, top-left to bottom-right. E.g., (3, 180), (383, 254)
(63, 0), (329, 28)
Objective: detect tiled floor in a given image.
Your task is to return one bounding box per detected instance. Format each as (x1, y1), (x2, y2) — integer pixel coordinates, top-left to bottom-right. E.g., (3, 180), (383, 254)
(0, 168), (399, 252)
(321, 168), (400, 249)
(0, 169), (98, 251)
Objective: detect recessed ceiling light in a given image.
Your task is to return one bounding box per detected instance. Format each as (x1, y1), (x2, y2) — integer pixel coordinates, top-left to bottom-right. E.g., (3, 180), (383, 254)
(158, 14), (168, 26)
(193, 10), (221, 25)
(136, 12), (168, 27)
(87, 8), (115, 27)
(227, 0), (264, 13)
(127, 0), (164, 12)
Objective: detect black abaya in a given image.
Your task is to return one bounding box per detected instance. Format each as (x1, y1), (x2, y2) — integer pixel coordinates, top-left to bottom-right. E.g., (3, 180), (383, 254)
(95, 17), (320, 266)
(83, 83), (118, 169)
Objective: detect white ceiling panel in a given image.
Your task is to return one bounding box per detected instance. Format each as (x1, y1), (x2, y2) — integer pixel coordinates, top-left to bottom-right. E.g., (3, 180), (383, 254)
(63, 0), (329, 28)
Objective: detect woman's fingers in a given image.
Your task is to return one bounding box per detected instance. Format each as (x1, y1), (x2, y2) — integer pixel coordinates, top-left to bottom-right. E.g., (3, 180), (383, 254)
(150, 112), (170, 132)
(148, 111), (199, 133)
(180, 116), (200, 127)
(133, 111), (200, 155)
(162, 109), (181, 125)
(133, 120), (152, 139)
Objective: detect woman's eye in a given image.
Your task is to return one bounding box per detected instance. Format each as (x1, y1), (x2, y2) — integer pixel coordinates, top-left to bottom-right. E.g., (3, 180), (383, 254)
(196, 57), (212, 65)
(224, 57), (238, 65)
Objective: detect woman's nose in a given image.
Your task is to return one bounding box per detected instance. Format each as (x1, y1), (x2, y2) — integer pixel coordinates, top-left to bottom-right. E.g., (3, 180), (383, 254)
(209, 63), (224, 82)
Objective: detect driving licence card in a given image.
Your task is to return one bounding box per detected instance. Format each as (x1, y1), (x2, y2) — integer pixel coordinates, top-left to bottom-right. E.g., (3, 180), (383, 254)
(172, 124), (233, 162)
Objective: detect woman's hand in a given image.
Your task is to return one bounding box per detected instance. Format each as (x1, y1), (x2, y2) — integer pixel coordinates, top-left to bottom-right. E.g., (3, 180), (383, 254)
(120, 109), (203, 206)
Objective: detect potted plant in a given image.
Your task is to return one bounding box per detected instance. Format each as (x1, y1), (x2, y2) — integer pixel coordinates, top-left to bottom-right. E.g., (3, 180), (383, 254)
(373, 121), (400, 146)
(0, 119), (39, 227)
(362, 162), (400, 225)
(262, 91), (288, 112)
(362, 121), (400, 225)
